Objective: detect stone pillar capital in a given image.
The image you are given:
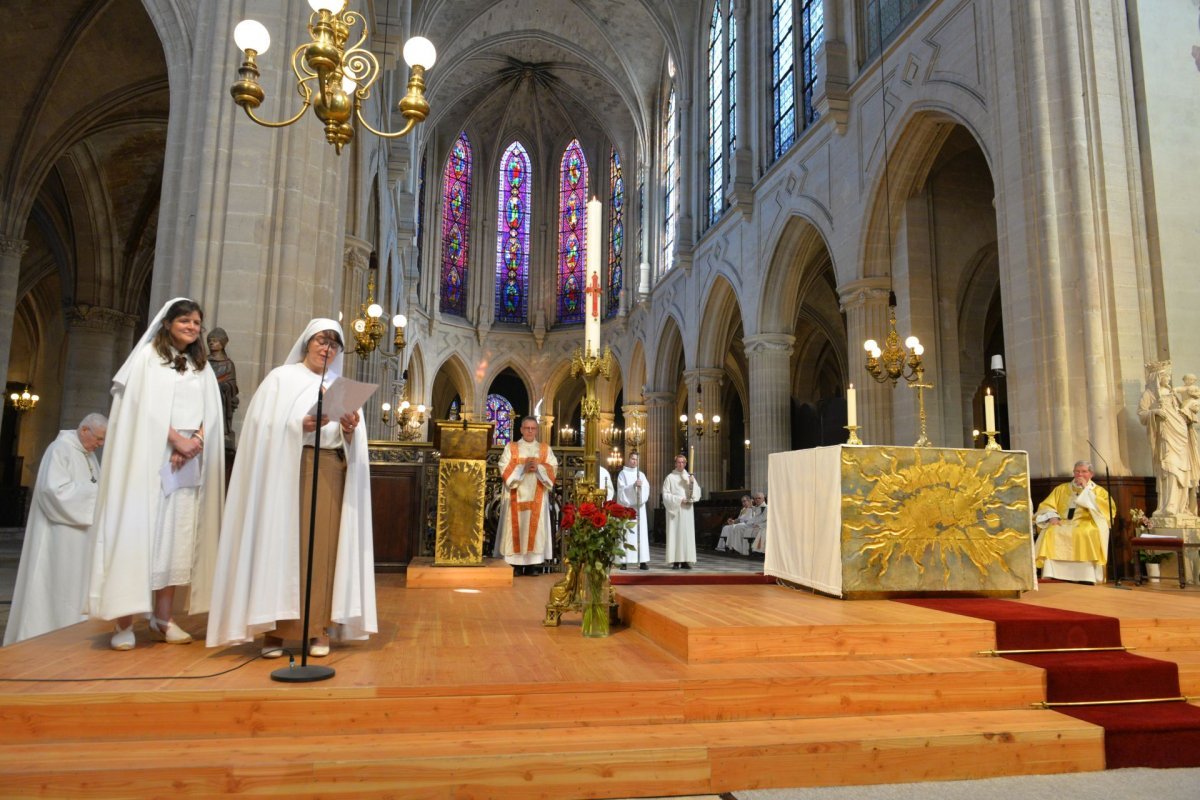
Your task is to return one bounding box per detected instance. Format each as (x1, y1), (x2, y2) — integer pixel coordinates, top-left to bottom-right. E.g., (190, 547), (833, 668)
(837, 278), (893, 312)
(683, 367), (725, 389)
(743, 333), (795, 356)
(64, 304), (138, 333)
(0, 236), (29, 258)
(643, 391), (676, 408)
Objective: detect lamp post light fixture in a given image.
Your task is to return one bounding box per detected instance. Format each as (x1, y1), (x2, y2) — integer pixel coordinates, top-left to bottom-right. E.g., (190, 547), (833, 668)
(863, 303), (933, 447)
(230, 1), (437, 154)
(8, 387), (39, 412)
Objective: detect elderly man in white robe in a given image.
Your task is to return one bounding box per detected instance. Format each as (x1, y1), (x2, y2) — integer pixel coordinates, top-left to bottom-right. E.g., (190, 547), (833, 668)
(663, 454), (702, 569)
(4, 414), (107, 646)
(497, 416), (558, 575)
(750, 493), (770, 554)
(616, 452), (650, 570)
(716, 496), (753, 554)
(1034, 461), (1113, 584)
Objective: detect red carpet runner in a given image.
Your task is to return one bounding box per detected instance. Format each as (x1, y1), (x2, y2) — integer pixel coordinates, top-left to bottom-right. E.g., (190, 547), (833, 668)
(610, 572), (776, 586)
(899, 598), (1200, 769)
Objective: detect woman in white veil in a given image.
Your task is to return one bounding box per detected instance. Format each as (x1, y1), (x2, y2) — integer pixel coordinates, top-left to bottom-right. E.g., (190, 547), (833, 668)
(86, 297), (225, 650)
(206, 319), (376, 657)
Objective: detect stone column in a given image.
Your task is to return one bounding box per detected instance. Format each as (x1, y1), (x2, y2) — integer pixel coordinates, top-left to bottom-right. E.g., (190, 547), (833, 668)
(149, 2), (352, 400)
(0, 236), (28, 440)
(839, 278), (894, 445)
(683, 368), (724, 497)
(728, 0), (754, 214)
(744, 333), (795, 493)
(538, 414), (555, 447)
(59, 305), (138, 428)
(643, 391), (676, 511)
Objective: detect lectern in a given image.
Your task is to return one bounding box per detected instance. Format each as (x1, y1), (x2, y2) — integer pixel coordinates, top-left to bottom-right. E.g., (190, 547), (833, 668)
(432, 420), (494, 565)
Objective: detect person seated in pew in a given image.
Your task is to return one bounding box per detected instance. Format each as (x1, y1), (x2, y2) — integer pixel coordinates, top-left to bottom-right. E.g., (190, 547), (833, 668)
(1033, 461), (1112, 584)
(715, 495), (753, 553)
(729, 492), (767, 556)
(750, 493), (769, 555)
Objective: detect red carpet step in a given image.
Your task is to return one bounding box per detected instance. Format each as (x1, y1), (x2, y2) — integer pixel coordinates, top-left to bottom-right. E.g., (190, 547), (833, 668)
(610, 572), (776, 586)
(898, 597), (1200, 769)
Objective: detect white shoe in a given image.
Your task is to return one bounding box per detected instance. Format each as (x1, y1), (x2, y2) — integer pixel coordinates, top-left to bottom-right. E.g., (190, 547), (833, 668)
(149, 617), (193, 644)
(261, 636), (285, 658)
(308, 639), (330, 657)
(111, 624), (135, 651)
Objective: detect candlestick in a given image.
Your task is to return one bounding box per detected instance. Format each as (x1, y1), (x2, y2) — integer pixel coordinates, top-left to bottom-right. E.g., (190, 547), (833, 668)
(688, 445), (694, 472)
(847, 383), (857, 427)
(584, 196), (602, 355)
(984, 388), (996, 433)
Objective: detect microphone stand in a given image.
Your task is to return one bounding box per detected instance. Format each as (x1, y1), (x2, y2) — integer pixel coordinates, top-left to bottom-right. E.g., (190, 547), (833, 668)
(1087, 439), (1127, 590)
(273, 349), (336, 682)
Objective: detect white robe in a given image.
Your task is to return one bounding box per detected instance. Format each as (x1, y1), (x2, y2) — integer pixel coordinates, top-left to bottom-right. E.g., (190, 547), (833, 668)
(616, 467), (650, 564)
(4, 431), (98, 645)
(206, 319), (377, 646)
(497, 439), (557, 566)
(598, 467), (614, 501)
(662, 469), (702, 564)
(86, 299), (224, 621)
(718, 507), (755, 554)
(750, 504), (769, 553)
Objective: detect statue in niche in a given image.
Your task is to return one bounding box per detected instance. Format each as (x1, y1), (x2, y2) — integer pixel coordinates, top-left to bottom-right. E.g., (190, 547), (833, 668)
(1138, 361), (1199, 519)
(207, 327), (239, 451)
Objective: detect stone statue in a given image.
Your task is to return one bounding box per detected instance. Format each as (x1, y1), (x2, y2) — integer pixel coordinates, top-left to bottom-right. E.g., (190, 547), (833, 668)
(207, 327), (239, 450)
(1137, 361), (1198, 519)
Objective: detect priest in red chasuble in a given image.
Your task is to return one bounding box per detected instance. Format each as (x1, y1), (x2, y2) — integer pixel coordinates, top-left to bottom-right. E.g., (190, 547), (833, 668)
(497, 416), (558, 573)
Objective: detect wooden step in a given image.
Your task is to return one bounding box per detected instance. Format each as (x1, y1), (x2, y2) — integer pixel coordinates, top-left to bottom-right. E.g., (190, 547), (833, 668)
(0, 655), (1046, 745)
(0, 710), (1104, 799)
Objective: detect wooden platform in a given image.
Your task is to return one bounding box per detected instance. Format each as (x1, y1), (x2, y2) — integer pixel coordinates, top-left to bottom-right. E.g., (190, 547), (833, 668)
(405, 556), (514, 588)
(1, 577), (1198, 797)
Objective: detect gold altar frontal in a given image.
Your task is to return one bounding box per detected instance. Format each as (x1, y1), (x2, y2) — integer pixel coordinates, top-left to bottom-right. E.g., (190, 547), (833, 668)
(766, 445), (1035, 598)
(431, 420), (494, 566)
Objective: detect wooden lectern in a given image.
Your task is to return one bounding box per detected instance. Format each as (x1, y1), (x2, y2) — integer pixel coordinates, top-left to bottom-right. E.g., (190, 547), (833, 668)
(432, 420), (494, 565)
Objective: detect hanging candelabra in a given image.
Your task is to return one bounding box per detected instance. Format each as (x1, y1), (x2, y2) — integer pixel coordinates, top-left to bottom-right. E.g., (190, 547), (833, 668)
(863, 304), (933, 447)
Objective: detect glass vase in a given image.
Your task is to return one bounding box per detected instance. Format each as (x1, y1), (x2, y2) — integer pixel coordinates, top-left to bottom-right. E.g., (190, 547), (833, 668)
(581, 567), (611, 638)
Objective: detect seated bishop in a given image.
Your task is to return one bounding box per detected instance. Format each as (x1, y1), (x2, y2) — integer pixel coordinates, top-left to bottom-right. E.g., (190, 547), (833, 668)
(1033, 460), (1112, 584)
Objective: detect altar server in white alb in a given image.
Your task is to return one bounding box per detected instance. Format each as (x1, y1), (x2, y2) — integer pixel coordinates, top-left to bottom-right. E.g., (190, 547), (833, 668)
(663, 454), (702, 569)
(4, 414), (106, 645)
(497, 416), (558, 574)
(615, 451), (650, 569)
(86, 298), (225, 651)
(206, 319), (376, 658)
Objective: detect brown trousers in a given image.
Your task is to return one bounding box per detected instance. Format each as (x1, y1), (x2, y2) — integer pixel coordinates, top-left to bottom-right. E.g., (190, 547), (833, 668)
(273, 448), (344, 640)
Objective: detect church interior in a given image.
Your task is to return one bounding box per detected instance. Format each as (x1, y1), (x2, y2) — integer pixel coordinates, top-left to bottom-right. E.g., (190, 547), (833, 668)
(2, 0), (1200, 796)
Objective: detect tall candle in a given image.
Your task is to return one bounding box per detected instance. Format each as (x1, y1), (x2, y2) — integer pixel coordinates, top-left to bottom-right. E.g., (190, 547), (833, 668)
(584, 197), (602, 356)
(847, 383), (857, 427)
(688, 445), (694, 474)
(984, 388), (996, 432)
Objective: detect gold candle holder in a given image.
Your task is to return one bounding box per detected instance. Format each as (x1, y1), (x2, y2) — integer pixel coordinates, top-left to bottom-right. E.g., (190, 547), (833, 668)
(844, 424), (863, 446)
(982, 430), (1001, 451)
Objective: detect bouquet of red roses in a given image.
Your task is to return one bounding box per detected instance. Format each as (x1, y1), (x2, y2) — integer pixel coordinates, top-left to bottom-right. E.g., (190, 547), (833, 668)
(561, 499), (637, 575)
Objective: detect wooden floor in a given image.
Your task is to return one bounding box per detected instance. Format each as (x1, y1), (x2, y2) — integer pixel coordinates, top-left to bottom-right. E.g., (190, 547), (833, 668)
(1, 576), (1199, 798)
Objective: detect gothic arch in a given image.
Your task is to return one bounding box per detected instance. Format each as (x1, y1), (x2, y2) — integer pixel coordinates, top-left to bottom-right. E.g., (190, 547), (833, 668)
(695, 273), (744, 368)
(758, 214), (835, 335)
(652, 313), (685, 390)
(430, 352), (474, 419)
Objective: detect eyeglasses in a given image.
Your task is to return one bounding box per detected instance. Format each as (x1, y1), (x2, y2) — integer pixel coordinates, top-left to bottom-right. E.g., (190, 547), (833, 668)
(312, 337), (342, 352)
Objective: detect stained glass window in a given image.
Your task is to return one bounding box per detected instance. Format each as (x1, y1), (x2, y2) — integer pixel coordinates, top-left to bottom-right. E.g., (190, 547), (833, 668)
(863, 0), (928, 59)
(706, 4), (726, 227)
(770, 0), (797, 161)
(799, 0), (824, 129)
(486, 393), (515, 446)
(495, 142), (531, 323)
(662, 84), (677, 275)
(557, 139), (588, 324)
(728, 0), (738, 157)
(607, 147), (624, 318)
(440, 132), (472, 316)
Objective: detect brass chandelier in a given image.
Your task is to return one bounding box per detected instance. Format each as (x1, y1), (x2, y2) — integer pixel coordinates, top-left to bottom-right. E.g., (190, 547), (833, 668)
(230, 0), (437, 154)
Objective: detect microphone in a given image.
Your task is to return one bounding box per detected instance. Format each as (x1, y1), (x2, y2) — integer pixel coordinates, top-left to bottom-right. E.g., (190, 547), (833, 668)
(1086, 438), (1126, 588)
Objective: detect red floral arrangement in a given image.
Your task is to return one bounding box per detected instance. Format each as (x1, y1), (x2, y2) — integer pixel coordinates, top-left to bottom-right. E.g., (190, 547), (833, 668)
(561, 500), (637, 573)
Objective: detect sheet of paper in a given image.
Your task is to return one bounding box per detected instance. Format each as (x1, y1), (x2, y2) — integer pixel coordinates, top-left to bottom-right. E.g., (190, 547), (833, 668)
(307, 377), (379, 421)
(160, 454), (201, 496)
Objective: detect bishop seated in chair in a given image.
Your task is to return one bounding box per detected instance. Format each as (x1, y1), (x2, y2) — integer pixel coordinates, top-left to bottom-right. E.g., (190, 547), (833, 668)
(1033, 460), (1112, 584)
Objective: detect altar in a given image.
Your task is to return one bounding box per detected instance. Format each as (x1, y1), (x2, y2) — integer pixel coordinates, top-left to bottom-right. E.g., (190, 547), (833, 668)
(764, 445), (1035, 598)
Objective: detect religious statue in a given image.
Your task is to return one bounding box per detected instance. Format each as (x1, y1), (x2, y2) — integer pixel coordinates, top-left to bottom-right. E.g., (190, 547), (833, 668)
(207, 327), (239, 450)
(1137, 361), (1199, 520)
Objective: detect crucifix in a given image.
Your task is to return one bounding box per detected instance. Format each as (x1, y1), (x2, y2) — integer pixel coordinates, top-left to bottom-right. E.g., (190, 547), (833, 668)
(585, 271), (602, 318)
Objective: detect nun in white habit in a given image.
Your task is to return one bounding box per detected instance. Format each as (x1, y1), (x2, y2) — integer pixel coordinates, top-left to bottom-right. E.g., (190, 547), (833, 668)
(86, 298), (225, 650)
(206, 319), (376, 657)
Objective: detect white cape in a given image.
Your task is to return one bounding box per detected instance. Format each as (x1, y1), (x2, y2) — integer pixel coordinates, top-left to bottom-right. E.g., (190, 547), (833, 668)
(662, 469), (702, 563)
(4, 431), (98, 645)
(206, 319), (376, 646)
(86, 299), (224, 621)
(615, 467), (650, 563)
